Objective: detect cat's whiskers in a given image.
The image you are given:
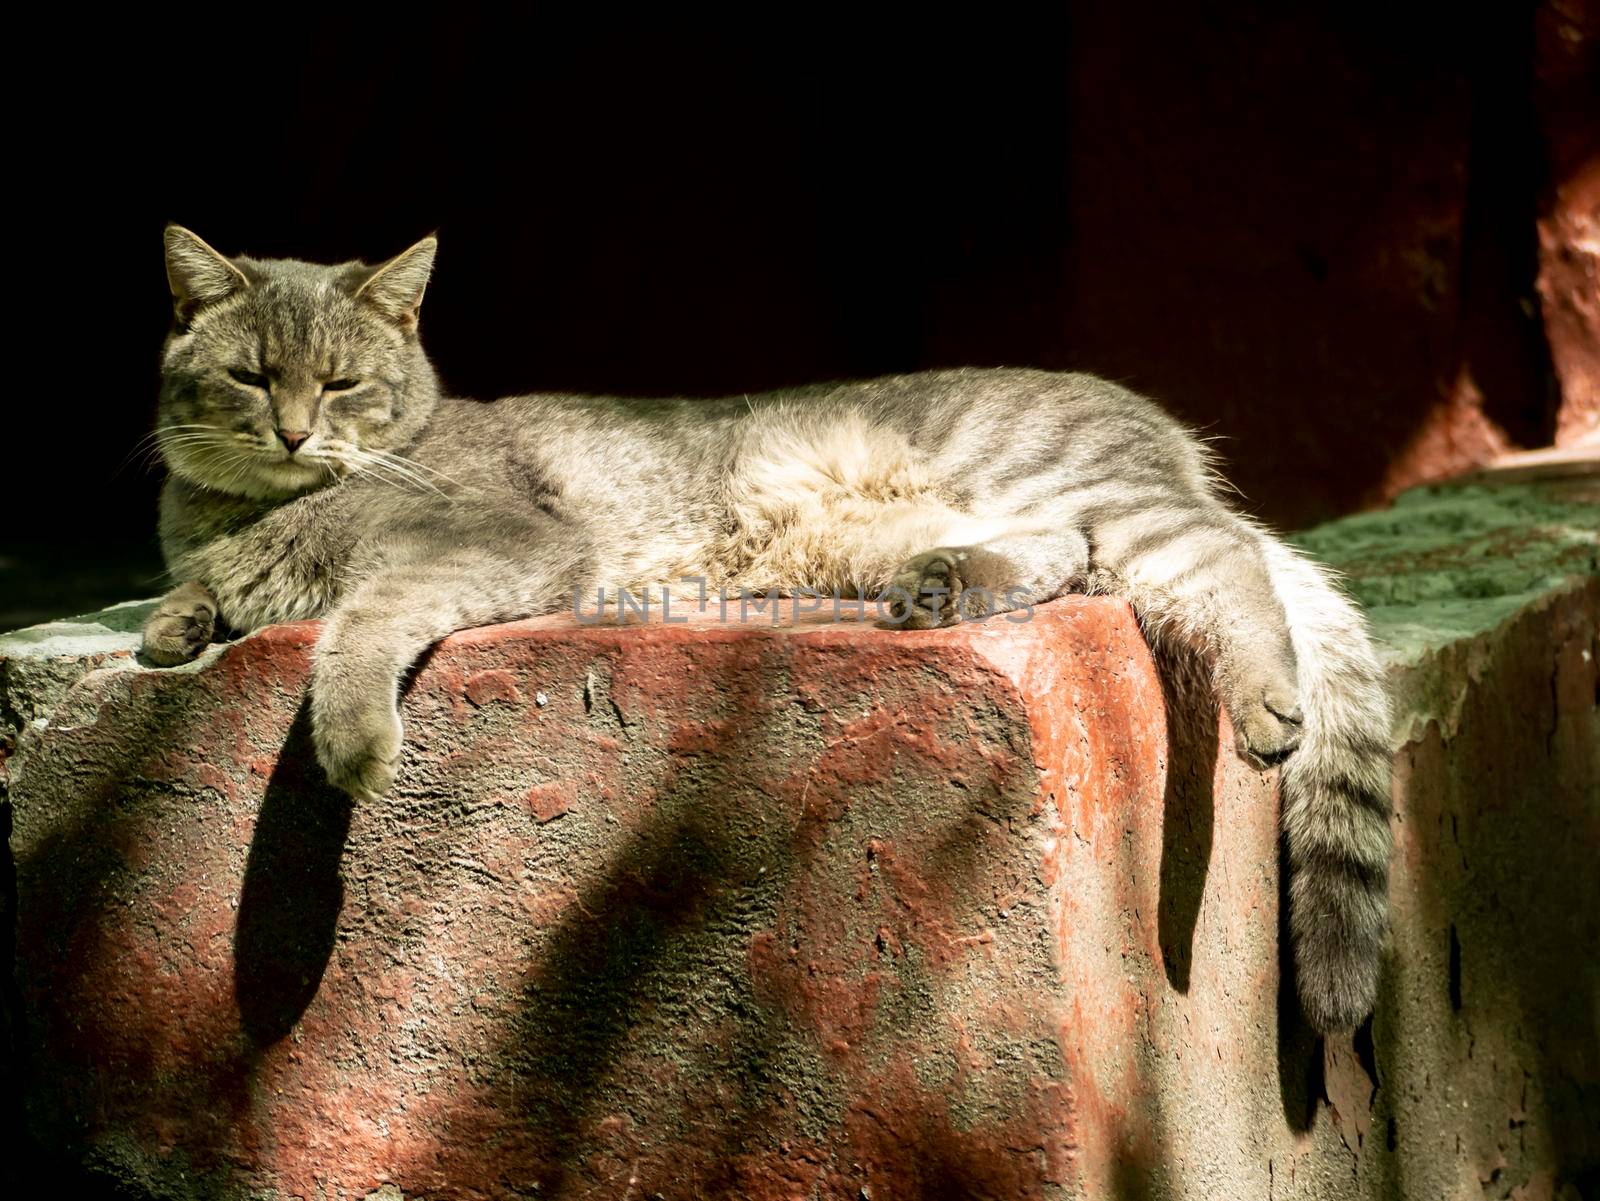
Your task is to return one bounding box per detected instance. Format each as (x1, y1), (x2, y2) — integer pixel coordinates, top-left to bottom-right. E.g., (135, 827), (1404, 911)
(362, 447), (470, 493)
(322, 441), (454, 498)
(152, 429), (238, 478)
(134, 424), (223, 471)
(368, 454), (473, 495)
(211, 444), (258, 494)
(119, 428), (183, 474)
(217, 460), (249, 494)
(150, 425), (458, 503)
(334, 447), (448, 499)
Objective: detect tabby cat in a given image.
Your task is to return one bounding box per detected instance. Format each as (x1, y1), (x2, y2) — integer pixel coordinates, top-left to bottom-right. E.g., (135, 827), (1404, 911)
(144, 226), (1393, 1033)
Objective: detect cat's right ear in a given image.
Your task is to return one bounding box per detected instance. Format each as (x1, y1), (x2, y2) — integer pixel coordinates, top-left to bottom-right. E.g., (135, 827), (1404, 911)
(164, 225), (248, 325)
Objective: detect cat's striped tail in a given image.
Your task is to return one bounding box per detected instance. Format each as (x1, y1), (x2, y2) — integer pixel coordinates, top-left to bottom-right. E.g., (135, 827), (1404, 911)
(1260, 535), (1394, 1033)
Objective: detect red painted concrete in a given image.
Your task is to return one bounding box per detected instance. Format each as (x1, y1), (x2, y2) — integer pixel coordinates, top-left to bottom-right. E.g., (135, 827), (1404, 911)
(10, 606), (1127, 1198)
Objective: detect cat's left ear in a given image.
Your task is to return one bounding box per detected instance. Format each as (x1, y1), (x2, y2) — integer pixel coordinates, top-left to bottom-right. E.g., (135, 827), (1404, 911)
(354, 235), (437, 332)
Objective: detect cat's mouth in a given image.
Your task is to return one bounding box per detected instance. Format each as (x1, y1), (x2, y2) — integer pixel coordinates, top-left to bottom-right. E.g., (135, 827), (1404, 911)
(241, 450), (343, 495)
(264, 445), (365, 487)
(269, 449), (341, 472)
(256, 433), (374, 481)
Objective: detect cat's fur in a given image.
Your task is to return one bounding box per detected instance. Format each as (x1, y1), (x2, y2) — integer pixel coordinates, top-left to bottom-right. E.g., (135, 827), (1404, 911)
(145, 226), (1393, 1033)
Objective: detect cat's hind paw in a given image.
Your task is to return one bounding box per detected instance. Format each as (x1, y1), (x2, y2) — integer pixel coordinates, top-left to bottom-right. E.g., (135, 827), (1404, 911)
(141, 582), (219, 666)
(1229, 676), (1304, 770)
(884, 549), (973, 630)
(314, 703), (404, 801)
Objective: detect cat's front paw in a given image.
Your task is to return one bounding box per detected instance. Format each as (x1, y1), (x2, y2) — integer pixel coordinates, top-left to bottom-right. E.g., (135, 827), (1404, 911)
(313, 702), (404, 801)
(141, 582), (219, 666)
(885, 548), (980, 630)
(1228, 672), (1304, 770)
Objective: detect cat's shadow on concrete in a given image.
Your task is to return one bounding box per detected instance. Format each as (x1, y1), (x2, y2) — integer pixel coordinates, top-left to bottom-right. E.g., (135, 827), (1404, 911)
(1154, 642), (1216, 1001)
(233, 701), (353, 1047)
(1151, 642), (1321, 1132)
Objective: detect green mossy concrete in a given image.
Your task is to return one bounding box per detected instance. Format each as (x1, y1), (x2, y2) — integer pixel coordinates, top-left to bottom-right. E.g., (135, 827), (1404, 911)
(1293, 481), (1598, 667)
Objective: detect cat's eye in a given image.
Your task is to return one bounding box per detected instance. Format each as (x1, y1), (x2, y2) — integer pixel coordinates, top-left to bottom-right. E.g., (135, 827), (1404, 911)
(228, 369), (268, 389)
(323, 379), (361, 393)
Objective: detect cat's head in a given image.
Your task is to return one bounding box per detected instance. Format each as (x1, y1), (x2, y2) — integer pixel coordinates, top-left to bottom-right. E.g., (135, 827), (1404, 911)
(156, 227), (442, 500)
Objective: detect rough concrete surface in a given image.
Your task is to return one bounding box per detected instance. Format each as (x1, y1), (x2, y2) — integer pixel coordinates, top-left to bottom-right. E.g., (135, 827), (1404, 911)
(2, 474), (1596, 1200)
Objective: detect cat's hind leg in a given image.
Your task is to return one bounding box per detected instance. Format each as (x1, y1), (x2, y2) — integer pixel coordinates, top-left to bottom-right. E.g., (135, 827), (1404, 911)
(1094, 508), (1305, 768)
(1097, 506), (1391, 1032)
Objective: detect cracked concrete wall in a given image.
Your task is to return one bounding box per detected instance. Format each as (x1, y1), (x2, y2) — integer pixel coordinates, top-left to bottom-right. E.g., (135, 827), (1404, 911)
(1, 473), (1595, 1200)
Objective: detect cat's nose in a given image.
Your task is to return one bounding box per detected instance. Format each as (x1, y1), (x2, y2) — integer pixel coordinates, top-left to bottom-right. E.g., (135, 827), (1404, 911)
(276, 430), (311, 453)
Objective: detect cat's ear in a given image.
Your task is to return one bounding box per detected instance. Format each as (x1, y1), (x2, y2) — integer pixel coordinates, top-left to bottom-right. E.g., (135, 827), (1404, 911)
(164, 225), (248, 324)
(354, 235), (437, 332)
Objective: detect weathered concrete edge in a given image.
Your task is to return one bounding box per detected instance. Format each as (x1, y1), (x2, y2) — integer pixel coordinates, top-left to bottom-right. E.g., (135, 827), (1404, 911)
(4, 576), (1589, 774)
(1381, 575), (1600, 750)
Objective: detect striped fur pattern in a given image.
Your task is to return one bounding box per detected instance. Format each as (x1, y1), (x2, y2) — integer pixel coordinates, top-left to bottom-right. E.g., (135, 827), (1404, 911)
(146, 229), (1393, 1032)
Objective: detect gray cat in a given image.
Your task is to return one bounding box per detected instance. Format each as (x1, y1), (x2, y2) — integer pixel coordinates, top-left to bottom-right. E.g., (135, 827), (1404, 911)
(144, 226), (1393, 1034)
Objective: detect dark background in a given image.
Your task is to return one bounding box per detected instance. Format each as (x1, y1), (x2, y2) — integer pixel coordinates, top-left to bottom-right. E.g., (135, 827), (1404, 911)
(5, 6), (1572, 626)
